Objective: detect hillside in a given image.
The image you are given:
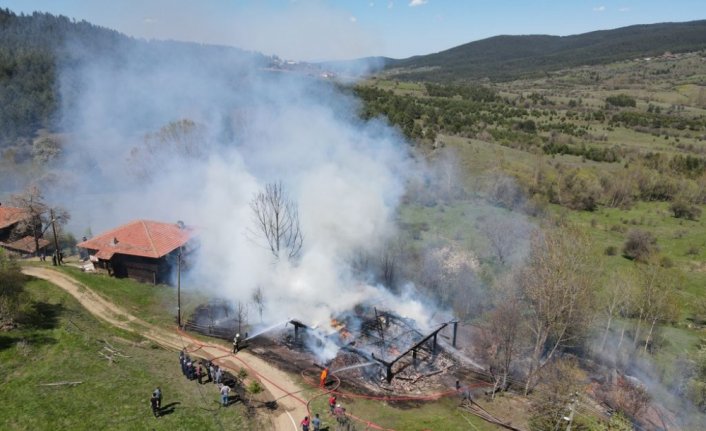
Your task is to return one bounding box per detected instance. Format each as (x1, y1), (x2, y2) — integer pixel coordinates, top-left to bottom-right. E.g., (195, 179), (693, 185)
(0, 8), (268, 153)
(383, 20), (706, 82)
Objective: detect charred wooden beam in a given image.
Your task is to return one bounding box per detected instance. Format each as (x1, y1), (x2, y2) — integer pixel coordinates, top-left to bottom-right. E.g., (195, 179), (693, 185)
(367, 323), (450, 383)
(289, 319), (308, 343)
(452, 320), (459, 348)
(391, 322), (448, 365)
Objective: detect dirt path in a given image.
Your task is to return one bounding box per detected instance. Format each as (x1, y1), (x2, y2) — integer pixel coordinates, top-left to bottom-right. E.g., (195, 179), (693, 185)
(22, 266), (308, 431)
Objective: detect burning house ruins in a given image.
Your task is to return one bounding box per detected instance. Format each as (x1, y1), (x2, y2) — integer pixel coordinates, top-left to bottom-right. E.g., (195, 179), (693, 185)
(185, 300), (473, 395)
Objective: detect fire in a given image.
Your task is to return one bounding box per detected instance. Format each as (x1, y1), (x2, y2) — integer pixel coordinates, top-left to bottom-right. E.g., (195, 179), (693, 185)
(331, 318), (352, 341)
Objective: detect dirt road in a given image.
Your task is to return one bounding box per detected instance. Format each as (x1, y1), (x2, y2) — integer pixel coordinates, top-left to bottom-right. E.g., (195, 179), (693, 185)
(22, 266), (308, 431)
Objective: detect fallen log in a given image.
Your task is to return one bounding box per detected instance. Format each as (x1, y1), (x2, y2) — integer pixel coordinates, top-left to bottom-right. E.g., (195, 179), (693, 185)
(38, 381), (83, 387)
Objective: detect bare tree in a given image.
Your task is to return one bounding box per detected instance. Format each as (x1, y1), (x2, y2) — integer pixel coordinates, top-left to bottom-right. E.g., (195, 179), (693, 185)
(599, 271), (634, 352)
(480, 277), (524, 397)
(477, 214), (530, 266)
(127, 119), (207, 182)
(10, 185), (70, 260)
(521, 227), (597, 394)
(235, 301), (249, 336)
(250, 181), (303, 261)
(10, 185), (47, 256)
(638, 260), (679, 354)
(252, 286), (265, 323)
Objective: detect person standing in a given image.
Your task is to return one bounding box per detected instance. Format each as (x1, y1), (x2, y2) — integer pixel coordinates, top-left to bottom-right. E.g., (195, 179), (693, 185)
(197, 364), (203, 384)
(150, 394), (160, 418)
(328, 395), (336, 414)
(153, 387), (162, 409)
(300, 416), (310, 431)
(233, 333), (241, 353)
(220, 384), (231, 407)
(215, 366), (222, 384)
(207, 363), (214, 383)
(311, 413), (321, 431)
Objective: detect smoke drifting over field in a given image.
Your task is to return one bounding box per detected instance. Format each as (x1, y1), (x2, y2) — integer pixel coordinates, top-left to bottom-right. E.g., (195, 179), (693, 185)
(55, 35), (436, 332)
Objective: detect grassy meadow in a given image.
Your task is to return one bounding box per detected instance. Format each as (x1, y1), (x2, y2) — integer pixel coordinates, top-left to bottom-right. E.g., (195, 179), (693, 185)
(0, 278), (256, 431)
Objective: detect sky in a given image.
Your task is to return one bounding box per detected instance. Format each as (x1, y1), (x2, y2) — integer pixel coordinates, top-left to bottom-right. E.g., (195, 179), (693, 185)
(2, 0), (706, 61)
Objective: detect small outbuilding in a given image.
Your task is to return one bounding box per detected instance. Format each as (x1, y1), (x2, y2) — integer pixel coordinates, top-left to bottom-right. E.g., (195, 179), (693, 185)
(77, 220), (193, 284)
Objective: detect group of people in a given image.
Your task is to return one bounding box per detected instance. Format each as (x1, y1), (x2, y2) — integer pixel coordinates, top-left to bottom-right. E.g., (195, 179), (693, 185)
(179, 349), (223, 385)
(179, 349), (234, 407)
(300, 394), (347, 430)
(299, 413), (321, 431)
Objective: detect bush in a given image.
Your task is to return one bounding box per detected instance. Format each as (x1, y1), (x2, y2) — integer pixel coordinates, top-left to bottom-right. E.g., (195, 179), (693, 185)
(660, 256), (674, 268)
(247, 380), (262, 394)
(237, 368), (248, 379)
(605, 246), (618, 256)
(622, 229), (657, 261)
(606, 94), (637, 108)
(686, 246), (701, 256)
(0, 249), (27, 327)
(670, 200), (702, 220)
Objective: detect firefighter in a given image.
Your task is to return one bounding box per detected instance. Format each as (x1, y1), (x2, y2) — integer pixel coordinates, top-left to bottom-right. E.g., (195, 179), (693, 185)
(319, 367), (329, 388)
(233, 333), (241, 353)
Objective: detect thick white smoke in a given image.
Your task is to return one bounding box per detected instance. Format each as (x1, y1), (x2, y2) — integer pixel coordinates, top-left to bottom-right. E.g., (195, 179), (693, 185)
(55, 33), (434, 337)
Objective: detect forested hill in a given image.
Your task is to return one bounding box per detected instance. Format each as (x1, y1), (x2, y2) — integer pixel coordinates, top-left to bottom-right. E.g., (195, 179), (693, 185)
(384, 20), (706, 82)
(0, 8), (267, 154)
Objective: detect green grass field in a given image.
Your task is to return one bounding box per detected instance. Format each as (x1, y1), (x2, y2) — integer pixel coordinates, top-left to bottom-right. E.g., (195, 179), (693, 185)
(0, 278), (257, 431)
(15, 266), (506, 430)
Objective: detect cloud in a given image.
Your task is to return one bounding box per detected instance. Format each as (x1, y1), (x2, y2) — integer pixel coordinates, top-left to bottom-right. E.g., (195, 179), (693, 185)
(409, 0), (428, 7)
(619, 7), (630, 12)
(349, 16), (357, 23)
(143, 17), (156, 24)
(593, 5), (606, 12)
(388, 1), (394, 9)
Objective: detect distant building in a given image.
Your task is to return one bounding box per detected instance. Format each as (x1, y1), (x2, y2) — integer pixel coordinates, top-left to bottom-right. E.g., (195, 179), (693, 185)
(0, 204), (29, 243)
(0, 203), (48, 256)
(77, 220), (194, 284)
(2, 236), (50, 256)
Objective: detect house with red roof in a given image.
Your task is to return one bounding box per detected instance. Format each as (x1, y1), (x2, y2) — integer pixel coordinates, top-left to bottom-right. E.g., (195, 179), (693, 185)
(0, 203), (49, 256)
(0, 203), (30, 243)
(77, 220), (193, 284)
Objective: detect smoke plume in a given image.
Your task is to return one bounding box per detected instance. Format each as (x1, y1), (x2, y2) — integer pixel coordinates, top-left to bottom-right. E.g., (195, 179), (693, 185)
(54, 30), (433, 336)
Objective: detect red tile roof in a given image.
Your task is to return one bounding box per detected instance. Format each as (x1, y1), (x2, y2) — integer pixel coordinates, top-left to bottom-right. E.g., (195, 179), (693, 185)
(0, 236), (50, 253)
(77, 220), (191, 259)
(0, 206), (28, 230)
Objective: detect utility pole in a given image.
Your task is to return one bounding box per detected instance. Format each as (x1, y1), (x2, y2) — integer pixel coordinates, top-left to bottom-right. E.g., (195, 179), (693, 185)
(50, 208), (60, 266)
(177, 250), (182, 327)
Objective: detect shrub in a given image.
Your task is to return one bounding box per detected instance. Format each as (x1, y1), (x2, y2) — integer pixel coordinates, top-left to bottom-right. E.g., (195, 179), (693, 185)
(660, 256), (674, 268)
(686, 246), (701, 256)
(606, 94), (637, 108)
(670, 200), (702, 221)
(622, 229), (658, 261)
(247, 380), (263, 394)
(237, 368), (248, 379)
(605, 246), (618, 256)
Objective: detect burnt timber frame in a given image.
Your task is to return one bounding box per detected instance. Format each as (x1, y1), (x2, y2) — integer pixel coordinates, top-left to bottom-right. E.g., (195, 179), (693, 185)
(371, 322), (450, 383)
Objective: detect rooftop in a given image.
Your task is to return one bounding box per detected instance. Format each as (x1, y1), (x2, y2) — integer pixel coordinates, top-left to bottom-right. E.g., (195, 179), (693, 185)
(77, 220), (191, 260)
(0, 236), (50, 254)
(0, 205), (28, 230)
